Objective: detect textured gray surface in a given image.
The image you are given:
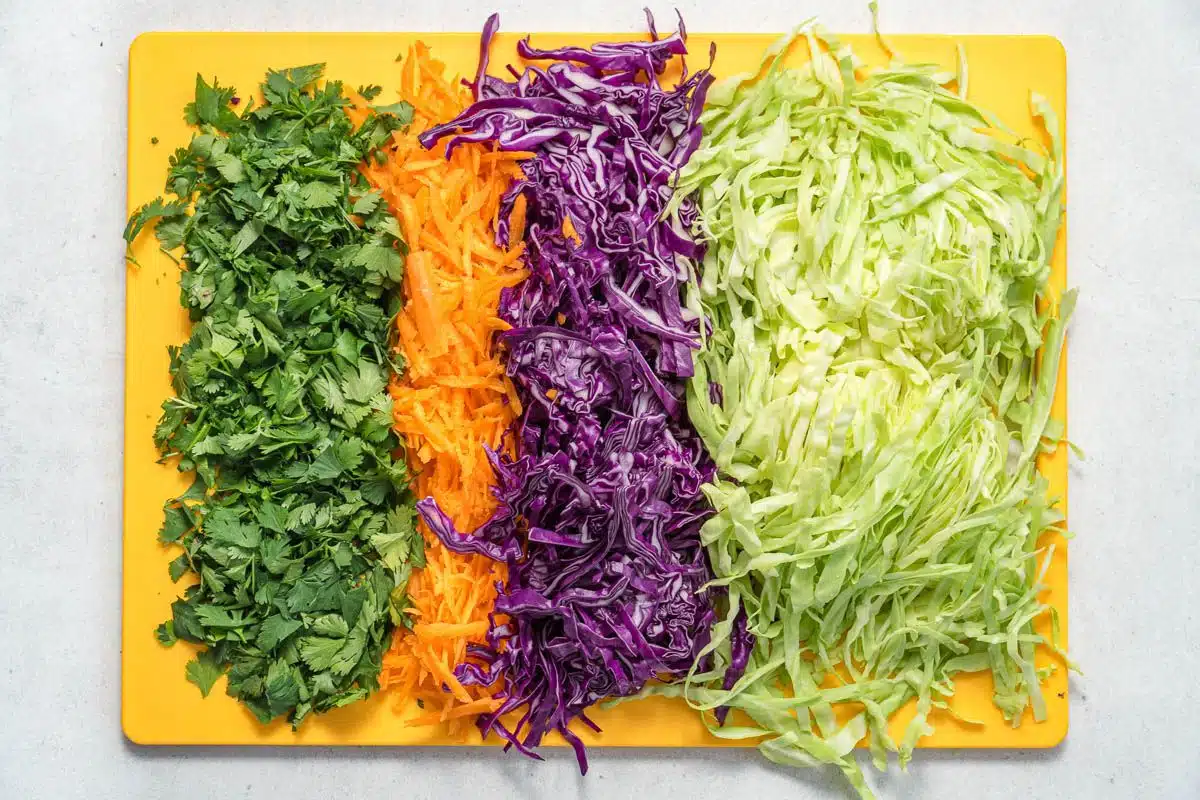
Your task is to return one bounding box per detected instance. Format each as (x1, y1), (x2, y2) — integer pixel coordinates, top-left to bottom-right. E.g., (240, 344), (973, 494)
(1, 1), (1198, 798)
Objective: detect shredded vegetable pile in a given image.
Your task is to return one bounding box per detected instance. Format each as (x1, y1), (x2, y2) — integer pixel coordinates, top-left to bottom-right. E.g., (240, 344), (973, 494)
(672, 26), (1072, 797)
(350, 44), (530, 733)
(417, 14), (719, 769)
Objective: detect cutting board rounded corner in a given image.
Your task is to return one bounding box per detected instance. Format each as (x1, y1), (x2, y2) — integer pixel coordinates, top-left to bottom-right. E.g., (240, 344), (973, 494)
(121, 695), (156, 747)
(1035, 34), (1066, 68)
(1044, 701), (1069, 749)
(128, 31), (162, 65)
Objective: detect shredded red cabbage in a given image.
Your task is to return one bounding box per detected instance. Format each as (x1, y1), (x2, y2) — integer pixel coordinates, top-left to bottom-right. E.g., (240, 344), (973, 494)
(417, 12), (731, 770)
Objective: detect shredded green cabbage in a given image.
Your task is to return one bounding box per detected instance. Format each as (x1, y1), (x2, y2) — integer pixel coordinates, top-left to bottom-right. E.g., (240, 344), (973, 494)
(675, 25), (1073, 797)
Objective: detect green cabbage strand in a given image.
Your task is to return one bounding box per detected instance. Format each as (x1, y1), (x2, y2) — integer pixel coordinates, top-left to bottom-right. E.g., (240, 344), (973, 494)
(675, 27), (1073, 797)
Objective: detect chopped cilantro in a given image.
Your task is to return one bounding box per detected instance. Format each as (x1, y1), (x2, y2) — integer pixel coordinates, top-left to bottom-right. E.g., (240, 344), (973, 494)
(125, 64), (421, 727)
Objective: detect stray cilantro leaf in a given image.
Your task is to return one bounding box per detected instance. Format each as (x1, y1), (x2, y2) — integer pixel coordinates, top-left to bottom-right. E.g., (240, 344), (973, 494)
(372, 101), (414, 126)
(185, 649), (225, 697)
(123, 198), (188, 264)
(155, 621), (177, 646)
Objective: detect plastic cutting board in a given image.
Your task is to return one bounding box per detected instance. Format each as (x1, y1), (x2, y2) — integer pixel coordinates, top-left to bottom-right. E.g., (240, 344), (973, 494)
(123, 30), (1069, 748)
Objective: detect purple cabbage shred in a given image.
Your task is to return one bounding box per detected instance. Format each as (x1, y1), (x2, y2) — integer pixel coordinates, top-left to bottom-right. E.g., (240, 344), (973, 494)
(416, 11), (743, 771)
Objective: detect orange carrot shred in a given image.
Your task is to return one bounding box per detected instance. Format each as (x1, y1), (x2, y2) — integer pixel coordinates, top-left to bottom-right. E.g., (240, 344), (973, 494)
(356, 44), (524, 739)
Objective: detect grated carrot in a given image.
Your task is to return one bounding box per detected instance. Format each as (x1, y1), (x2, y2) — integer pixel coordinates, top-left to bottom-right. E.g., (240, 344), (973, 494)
(348, 43), (527, 738)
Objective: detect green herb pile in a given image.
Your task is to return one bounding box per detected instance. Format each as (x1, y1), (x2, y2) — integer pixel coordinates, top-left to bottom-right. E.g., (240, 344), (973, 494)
(125, 65), (423, 727)
(671, 27), (1074, 797)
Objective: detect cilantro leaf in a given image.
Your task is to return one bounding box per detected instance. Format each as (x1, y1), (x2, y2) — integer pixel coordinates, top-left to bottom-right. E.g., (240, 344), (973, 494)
(203, 509), (261, 548)
(372, 100), (415, 126)
(310, 614), (349, 638)
(211, 152), (244, 183)
(155, 218), (188, 250)
(184, 74), (240, 131)
(264, 659), (302, 717)
(305, 445), (347, 482)
(168, 554), (191, 582)
(194, 604), (251, 629)
(123, 197), (188, 263)
(155, 621), (177, 647)
(255, 502), (289, 534)
(257, 615), (303, 651)
(159, 504), (193, 543)
(264, 64), (325, 102)
(330, 628), (367, 677)
(342, 361), (387, 404)
(351, 191), (382, 216)
(185, 649), (225, 697)
(351, 241), (404, 283)
(371, 506), (423, 573)
(299, 636), (344, 671)
(229, 221), (260, 256)
(310, 372), (346, 413)
(297, 182), (340, 209)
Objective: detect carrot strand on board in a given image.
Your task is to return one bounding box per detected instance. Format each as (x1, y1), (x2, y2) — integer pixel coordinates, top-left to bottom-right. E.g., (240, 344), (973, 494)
(354, 45), (524, 738)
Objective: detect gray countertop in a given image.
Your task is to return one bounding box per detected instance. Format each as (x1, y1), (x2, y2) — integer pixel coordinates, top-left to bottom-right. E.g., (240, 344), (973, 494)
(2, 1), (1197, 798)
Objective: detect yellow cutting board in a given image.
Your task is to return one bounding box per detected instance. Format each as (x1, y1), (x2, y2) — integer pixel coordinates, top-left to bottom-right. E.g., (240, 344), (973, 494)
(124, 30), (1069, 749)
